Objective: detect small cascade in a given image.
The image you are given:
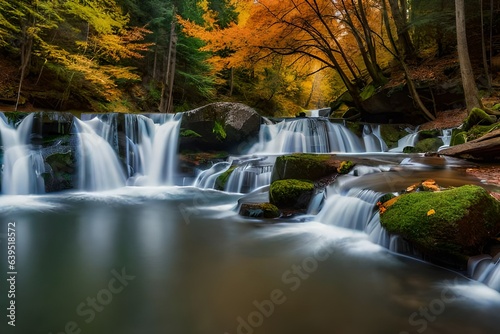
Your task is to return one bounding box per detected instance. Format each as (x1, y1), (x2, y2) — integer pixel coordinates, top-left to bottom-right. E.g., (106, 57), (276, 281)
(389, 126), (419, 152)
(316, 182), (382, 231)
(362, 124), (388, 152)
(225, 162), (273, 193)
(125, 113), (182, 186)
(468, 254), (500, 291)
(194, 161), (231, 189)
(438, 128), (453, 151)
(0, 113), (45, 195)
(315, 176), (416, 256)
(309, 109), (320, 117)
(249, 118), (364, 154)
(74, 116), (126, 191)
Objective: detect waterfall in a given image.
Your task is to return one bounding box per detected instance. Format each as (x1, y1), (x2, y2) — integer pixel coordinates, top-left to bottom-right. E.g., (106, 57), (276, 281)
(315, 176), (416, 256)
(194, 161), (231, 189)
(468, 254), (500, 292)
(389, 126), (419, 152)
(0, 113), (45, 195)
(362, 124), (388, 152)
(438, 128), (453, 151)
(248, 118), (365, 154)
(74, 116), (126, 191)
(225, 163), (273, 193)
(125, 113), (182, 186)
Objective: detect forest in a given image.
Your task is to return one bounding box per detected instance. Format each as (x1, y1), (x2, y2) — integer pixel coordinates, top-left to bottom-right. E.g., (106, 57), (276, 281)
(0, 0), (499, 120)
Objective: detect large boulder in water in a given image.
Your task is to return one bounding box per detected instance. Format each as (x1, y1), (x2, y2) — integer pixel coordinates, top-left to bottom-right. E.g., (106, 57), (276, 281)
(179, 102), (261, 153)
(269, 179), (314, 210)
(380, 185), (500, 269)
(271, 153), (350, 183)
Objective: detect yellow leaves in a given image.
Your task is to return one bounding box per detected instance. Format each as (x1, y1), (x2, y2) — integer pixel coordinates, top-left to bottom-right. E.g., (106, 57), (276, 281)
(427, 209), (436, 216)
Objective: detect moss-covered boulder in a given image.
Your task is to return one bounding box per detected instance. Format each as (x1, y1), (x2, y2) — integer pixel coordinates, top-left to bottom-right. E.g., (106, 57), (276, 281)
(271, 153), (340, 183)
(380, 185), (500, 268)
(239, 203), (280, 218)
(380, 124), (409, 149)
(463, 108), (496, 131)
(337, 160), (354, 174)
(269, 179), (314, 209)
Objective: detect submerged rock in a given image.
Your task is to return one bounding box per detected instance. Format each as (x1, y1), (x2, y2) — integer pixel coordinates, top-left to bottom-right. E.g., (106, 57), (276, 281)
(380, 185), (500, 268)
(239, 203), (280, 218)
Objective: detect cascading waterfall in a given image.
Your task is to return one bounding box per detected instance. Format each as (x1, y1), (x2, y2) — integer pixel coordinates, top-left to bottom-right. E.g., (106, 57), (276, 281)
(248, 118), (365, 154)
(74, 116), (126, 191)
(468, 254), (500, 291)
(315, 173), (417, 255)
(194, 161), (231, 189)
(389, 126), (420, 152)
(125, 113), (182, 186)
(0, 113), (45, 195)
(362, 124), (388, 152)
(438, 128), (453, 151)
(224, 162), (273, 193)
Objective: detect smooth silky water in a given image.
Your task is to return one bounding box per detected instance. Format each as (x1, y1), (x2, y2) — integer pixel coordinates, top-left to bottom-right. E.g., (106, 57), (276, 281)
(1, 114), (500, 334)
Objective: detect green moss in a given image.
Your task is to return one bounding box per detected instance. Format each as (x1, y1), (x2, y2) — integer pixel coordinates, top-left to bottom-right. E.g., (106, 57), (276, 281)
(380, 185), (500, 260)
(337, 160), (354, 174)
(450, 129), (467, 146)
(466, 123), (500, 141)
(269, 179), (314, 209)
(463, 108), (495, 131)
(271, 153), (337, 182)
(402, 146), (418, 153)
(180, 129), (202, 138)
(413, 137), (444, 152)
(239, 203), (280, 218)
(492, 103), (500, 111)
(378, 193), (396, 204)
(215, 166), (236, 191)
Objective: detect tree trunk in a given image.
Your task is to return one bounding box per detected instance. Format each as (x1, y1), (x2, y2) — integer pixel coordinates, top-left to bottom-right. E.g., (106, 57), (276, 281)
(388, 0), (415, 59)
(382, 0), (435, 121)
(159, 19), (177, 113)
(455, 0), (483, 111)
(15, 23), (34, 111)
(480, 0), (492, 91)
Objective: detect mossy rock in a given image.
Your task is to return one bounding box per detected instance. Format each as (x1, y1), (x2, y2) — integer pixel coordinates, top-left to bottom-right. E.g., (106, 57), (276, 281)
(402, 146), (418, 153)
(269, 179), (314, 209)
(466, 123), (500, 141)
(215, 166), (236, 191)
(463, 108), (496, 131)
(380, 185), (500, 267)
(271, 153), (339, 183)
(180, 129), (202, 138)
(337, 160), (354, 174)
(492, 103), (500, 111)
(239, 203), (280, 218)
(450, 129), (467, 146)
(413, 137), (444, 153)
